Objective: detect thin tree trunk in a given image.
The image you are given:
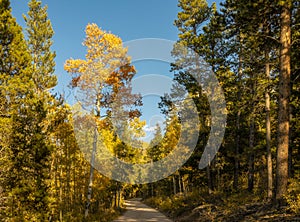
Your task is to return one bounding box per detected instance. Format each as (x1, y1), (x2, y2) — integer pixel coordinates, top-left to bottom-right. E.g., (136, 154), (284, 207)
(288, 104), (293, 178)
(151, 183), (154, 197)
(117, 189), (120, 208)
(205, 123), (213, 194)
(85, 127), (97, 218)
(276, 0), (291, 202)
(114, 189), (117, 208)
(248, 118), (255, 192)
(73, 159), (76, 214)
(173, 175), (177, 195)
(178, 172), (182, 193)
(182, 177), (186, 195)
(234, 36), (243, 191)
(248, 53), (257, 193)
(217, 163), (221, 191)
(85, 93), (101, 217)
(207, 163), (213, 194)
(59, 144), (63, 222)
(234, 109), (241, 191)
(265, 50), (273, 200)
(66, 143), (71, 213)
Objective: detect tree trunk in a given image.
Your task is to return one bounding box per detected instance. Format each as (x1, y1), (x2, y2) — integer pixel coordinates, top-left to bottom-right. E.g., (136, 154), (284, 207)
(207, 164), (213, 194)
(178, 172), (182, 193)
(217, 155), (221, 191)
(234, 36), (243, 191)
(288, 104), (293, 178)
(248, 118), (255, 192)
(85, 93), (101, 217)
(173, 175), (177, 195)
(117, 189), (121, 208)
(73, 159), (76, 214)
(276, 0), (291, 202)
(66, 143), (71, 213)
(114, 189), (117, 208)
(85, 127), (97, 218)
(182, 177), (186, 195)
(265, 50), (273, 200)
(151, 183), (154, 197)
(59, 145), (63, 222)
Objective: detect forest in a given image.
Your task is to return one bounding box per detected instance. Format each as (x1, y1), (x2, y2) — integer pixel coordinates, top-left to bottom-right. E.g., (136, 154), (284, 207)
(0, 0), (300, 221)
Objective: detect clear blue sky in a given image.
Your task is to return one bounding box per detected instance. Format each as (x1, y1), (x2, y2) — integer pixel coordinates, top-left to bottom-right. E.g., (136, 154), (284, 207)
(11, 0), (180, 93)
(10, 0), (220, 142)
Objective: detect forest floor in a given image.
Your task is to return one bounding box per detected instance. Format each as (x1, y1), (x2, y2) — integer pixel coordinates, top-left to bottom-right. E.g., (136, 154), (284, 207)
(143, 192), (300, 222)
(175, 201), (300, 221)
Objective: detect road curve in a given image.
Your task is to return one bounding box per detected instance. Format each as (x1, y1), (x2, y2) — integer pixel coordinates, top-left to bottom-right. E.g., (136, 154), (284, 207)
(113, 199), (173, 222)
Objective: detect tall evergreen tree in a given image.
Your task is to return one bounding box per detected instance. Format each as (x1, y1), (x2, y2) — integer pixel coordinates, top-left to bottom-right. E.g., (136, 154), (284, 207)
(173, 0), (213, 193)
(24, 0), (57, 93)
(0, 0), (36, 220)
(276, 0), (292, 202)
(22, 0), (58, 219)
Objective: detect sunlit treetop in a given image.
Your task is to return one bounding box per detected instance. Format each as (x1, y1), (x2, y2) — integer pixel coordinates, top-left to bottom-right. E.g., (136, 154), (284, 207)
(64, 23), (132, 92)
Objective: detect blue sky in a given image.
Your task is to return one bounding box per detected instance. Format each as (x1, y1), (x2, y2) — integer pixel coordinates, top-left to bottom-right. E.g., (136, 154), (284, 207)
(10, 0), (220, 142)
(11, 0), (180, 92)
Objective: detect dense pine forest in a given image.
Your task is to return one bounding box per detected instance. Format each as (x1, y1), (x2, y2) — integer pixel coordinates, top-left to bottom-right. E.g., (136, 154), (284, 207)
(0, 0), (300, 221)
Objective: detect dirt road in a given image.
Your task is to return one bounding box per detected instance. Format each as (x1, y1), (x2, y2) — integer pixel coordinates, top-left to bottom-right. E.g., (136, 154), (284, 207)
(113, 199), (173, 222)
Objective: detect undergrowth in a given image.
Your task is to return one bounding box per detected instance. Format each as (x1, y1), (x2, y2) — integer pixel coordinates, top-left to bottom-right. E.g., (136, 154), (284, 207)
(144, 190), (300, 221)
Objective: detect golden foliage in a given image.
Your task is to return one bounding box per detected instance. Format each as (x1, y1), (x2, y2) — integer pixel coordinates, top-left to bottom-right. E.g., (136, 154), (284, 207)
(64, 23), (131, 93)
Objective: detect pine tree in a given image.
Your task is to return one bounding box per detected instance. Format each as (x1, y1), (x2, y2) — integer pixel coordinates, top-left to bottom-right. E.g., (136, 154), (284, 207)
(173, 0), (214, 193)
(147, 124), (164, 162)
(18, 0), (58, 218)
(24, 0), (57, 93)
(276, 0), (292, 202)
(0, 0), (37, 219)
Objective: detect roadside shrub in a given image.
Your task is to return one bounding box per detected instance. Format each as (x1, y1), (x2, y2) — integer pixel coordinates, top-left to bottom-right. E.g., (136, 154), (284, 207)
(285, 177), (300, 215)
